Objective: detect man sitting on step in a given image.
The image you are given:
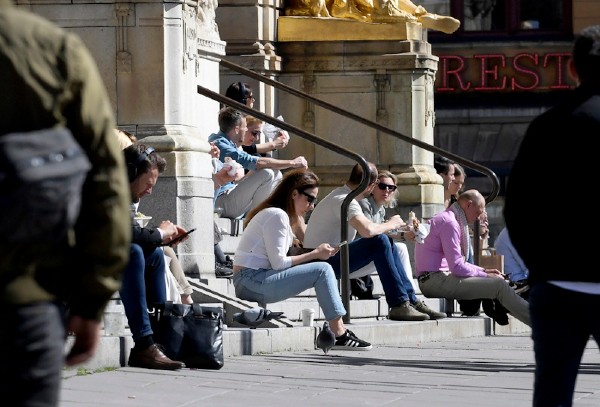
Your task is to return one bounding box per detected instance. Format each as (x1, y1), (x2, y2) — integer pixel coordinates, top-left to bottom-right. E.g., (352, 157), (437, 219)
(208, 107), (308, 219)
(303, 162), (445, 321)
(121, 144), (189, 370)
(414, 189), (531, 326)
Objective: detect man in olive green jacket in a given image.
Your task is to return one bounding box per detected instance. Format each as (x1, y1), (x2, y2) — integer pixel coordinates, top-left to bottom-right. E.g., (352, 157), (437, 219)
(0, 1), (131, 405)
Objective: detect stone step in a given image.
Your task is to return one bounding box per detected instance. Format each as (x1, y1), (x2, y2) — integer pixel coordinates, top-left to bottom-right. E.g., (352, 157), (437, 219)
(74, 313), (530, 371)
(82, 216), (480, 372)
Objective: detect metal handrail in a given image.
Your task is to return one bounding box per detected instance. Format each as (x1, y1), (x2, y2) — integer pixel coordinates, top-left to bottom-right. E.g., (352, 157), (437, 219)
(197, 86), (370, 319)
(219, 59), (501, 204)
(199, 58), (501, 322)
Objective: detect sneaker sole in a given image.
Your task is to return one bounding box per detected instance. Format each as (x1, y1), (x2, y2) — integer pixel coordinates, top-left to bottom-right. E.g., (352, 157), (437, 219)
(332, 344), (373, 351)
(388, 316), (430, 321)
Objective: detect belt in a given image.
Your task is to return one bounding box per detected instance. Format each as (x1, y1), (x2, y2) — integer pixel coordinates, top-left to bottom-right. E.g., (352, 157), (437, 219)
(417, 272), (433, 283)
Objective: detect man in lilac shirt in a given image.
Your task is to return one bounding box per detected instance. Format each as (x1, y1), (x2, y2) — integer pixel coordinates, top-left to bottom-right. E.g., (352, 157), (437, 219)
(414, 189), (530, 326)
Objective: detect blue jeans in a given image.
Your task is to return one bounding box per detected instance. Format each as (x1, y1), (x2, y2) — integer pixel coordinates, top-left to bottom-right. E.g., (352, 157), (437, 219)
(0, 302), (65, 407)
(327, 234), (416, 308)
(233, 261), (346, 321)
(530, 282), (600, 407)
(119, 244), (166, 342)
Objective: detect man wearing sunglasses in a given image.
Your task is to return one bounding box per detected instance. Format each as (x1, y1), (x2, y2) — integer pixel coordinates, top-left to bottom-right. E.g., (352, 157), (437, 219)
(304, 163), (442, 321)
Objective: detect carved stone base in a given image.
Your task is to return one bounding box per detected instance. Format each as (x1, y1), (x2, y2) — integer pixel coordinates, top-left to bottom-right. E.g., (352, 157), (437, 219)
(278, 16), (422, 42)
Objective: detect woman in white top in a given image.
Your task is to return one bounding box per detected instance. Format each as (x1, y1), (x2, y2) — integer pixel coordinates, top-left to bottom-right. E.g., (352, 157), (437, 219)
(232, 169), (372, 350)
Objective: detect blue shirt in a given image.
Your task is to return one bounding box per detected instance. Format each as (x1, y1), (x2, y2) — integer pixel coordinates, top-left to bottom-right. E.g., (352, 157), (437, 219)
(494, 227), (529, 282)
(208, 130), (260, 198)
(208, 130), (259, 170)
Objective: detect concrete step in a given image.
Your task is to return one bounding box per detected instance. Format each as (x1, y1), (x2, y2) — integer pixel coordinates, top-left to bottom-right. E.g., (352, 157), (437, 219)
(84, 218), (512, 373)
(73, 313), (530, 371)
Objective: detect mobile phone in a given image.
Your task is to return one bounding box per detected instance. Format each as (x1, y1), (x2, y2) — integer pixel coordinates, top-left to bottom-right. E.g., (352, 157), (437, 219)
(337, 240), (348, 249)
(161, 228), (196, 247)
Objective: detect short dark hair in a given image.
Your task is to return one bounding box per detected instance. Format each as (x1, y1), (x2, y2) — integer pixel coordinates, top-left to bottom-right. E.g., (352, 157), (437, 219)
(572, 24), (600, 82)
(123, 143), (166, 181)
(218, 107), (244, 133)
(348, 162), (377, 185)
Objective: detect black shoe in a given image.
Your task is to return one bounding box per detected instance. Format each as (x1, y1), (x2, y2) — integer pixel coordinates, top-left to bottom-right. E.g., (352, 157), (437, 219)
(215, 261), (233, 278)
(223, 255), (234, 269)
(332, 329), (373, 351)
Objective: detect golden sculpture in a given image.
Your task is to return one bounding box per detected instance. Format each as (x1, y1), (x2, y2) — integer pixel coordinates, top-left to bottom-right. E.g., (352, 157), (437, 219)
(285, 0), (460, 34)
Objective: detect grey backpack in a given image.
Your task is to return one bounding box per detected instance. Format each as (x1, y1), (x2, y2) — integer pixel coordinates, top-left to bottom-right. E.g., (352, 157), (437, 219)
(0, 127), (91, 243)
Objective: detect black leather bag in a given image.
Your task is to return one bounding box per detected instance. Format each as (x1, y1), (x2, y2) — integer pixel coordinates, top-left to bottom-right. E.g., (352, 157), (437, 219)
(150, 302), (224, 370)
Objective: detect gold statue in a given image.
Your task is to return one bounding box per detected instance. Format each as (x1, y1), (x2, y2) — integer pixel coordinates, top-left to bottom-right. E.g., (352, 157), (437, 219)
(285, 0), (461, 34)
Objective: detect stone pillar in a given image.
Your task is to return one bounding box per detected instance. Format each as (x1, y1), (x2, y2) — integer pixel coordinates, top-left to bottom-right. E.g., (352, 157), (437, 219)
(26, 0), (226, 279)
(215, 0), (283, 120)
(275, 18), (444, 220)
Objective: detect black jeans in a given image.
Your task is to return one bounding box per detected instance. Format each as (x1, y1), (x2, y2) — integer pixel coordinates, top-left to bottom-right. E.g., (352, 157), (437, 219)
(530, 282), (600, 407)
(0, 302), (66, 406)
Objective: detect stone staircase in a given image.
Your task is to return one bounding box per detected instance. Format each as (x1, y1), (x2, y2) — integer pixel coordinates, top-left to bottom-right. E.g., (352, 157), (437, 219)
(78, 215), (530, 371)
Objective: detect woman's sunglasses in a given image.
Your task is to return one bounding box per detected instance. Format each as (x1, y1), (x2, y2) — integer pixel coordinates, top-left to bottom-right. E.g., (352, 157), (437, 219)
(300, 190), (317, 205)
(377, 182), (397, 192)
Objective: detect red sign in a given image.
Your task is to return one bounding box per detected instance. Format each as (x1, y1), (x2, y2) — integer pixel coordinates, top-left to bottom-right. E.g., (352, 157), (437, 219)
(435, 52), (576, 93)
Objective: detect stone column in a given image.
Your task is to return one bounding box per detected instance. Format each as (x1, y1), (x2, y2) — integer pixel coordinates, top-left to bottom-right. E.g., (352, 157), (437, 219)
(276, 18), (444, 219)
(215, 0), (283, 120)
(26, 0), (226, 279)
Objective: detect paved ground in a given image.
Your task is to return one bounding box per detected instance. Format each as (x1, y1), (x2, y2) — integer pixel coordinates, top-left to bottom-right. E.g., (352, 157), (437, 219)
(60, 333), (600, 407)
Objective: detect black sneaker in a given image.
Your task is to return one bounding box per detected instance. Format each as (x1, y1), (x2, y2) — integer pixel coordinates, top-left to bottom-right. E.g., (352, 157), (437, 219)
(215, 261), (233, 278)
(332, 329), (373, 351)
(223, 255), (234, 269)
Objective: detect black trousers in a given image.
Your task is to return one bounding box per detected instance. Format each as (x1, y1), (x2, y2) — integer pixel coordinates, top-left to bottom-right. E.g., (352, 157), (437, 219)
(0, 302), (66, 406)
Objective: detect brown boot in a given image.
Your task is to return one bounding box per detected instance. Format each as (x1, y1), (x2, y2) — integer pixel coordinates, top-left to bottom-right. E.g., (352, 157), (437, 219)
(128, 344), (185, 370)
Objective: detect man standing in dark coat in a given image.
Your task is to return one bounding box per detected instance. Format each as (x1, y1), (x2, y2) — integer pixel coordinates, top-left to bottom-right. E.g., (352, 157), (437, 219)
(504, 24), (600, 407)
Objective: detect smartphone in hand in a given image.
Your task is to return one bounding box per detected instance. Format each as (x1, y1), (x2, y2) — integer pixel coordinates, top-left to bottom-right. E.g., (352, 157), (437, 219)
(337, 240), (348, 249)
(161, 228), (196, 247)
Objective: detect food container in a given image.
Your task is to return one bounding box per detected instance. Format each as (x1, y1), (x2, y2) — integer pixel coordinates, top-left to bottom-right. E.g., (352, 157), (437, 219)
(135, 216), (152, 228)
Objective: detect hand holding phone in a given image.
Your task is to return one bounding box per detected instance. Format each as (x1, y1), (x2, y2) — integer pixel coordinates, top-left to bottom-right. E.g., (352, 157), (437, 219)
(161, 228), (196, 247)
(337, 240), (348, 249)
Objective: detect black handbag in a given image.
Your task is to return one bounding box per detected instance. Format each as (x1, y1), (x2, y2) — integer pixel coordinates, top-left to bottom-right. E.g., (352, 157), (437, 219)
(150, 302), (224, 370)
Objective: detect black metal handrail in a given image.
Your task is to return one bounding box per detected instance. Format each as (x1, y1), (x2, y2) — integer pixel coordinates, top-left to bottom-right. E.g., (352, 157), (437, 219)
(197, 86), (370, 317)
(219, 59), (501, 204)
(199, 58), (501, 323)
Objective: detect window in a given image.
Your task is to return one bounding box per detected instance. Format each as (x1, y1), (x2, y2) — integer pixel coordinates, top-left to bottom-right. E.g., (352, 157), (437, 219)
(430, 0), (572, 39)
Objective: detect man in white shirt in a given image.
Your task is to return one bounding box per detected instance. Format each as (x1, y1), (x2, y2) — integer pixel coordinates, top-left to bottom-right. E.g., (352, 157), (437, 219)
(304, 163), (443, 320)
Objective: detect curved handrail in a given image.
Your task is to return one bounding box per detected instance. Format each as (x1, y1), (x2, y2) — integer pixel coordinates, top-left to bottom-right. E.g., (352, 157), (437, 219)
(200, 58), (501, 322)
(219, 58), (500, 203)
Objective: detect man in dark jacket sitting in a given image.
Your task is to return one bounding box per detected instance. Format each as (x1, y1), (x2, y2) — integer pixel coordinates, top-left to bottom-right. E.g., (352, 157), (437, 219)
(121, 144), (189, 370)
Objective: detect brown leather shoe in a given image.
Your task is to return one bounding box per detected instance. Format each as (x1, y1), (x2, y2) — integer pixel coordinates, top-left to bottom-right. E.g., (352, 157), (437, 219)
(128, 344), (185, 370)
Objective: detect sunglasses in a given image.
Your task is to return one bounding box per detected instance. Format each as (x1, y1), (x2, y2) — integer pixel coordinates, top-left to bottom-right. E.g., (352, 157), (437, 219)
(250, 130), (262, 137)
(377, 182), (397, 192)
(300, 190), (317, 205)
